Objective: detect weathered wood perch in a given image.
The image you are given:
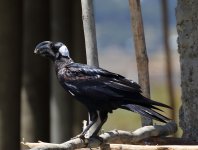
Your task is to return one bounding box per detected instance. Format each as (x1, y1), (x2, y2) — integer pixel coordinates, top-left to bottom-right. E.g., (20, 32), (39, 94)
(22, 121), (178, 150)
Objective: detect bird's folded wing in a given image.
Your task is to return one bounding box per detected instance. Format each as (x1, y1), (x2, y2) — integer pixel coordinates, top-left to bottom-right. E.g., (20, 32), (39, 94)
(63, 63), (142, 97)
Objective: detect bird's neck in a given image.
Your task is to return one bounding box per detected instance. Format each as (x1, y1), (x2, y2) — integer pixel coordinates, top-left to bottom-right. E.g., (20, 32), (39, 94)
(54, 57), (74, 70)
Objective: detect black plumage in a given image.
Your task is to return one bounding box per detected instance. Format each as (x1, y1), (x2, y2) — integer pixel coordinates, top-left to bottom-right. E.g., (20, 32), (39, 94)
(34, 41), (171, 138)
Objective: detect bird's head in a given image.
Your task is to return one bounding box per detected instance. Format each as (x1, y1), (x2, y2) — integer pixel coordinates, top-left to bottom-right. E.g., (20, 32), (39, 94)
(34, 41), (70, 61)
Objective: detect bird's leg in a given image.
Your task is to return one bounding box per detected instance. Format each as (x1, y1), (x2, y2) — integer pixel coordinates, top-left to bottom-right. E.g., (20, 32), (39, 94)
(85, 111), (108, 139)
(82, 120), (88, 132)
(82, 112), (91, 132)
(73, 111), (98, 139)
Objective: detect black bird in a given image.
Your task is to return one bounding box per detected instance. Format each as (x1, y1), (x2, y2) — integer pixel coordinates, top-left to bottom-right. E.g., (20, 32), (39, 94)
(34, 41), (171, 138)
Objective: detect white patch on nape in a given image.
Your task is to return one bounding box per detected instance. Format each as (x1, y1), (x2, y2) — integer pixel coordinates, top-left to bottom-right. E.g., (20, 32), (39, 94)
(59, 45), (69, 56)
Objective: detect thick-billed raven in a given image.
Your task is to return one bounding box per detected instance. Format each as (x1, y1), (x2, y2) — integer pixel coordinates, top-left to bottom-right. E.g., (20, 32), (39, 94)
(34, 41), (171, 139)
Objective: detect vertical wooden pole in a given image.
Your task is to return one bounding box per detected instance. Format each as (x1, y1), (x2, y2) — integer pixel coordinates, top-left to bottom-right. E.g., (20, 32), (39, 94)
(81, 0), (99, 127)
(21, 0), (50, 142)
(50, 0), (74, 142)
(129, 0), (152, 126)
(81, 0), (99, 67)
(161, 0), (176, 121)
(71, 1), (88, 136)
(50, 0), (88, 141)
(0, 0), (22, 149)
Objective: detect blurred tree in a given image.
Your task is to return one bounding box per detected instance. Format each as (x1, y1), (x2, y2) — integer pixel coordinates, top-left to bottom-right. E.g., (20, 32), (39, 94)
(176, 0), (198, 141)
(50, 0), (87, 142)
(21, 0), (50, 142)
(0, 0), (22, 149)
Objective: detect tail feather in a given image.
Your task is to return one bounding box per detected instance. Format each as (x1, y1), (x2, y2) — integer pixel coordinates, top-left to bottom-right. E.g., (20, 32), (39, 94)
(143, 97), (172, 109)
(121, 104), (170, 123)
(150, 105), (164, 112)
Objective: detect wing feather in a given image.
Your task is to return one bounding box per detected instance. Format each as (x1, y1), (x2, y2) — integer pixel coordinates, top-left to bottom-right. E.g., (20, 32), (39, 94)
(63, 63), (142, 98)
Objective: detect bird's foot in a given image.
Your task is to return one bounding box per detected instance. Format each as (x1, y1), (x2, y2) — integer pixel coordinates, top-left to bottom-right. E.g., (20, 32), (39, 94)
(71, 134), (103, 141)
(89, 135), (103, 143)
(86, 136), (104, 148)
(71, 134), (104, 148)
(71, 120), (89, 140)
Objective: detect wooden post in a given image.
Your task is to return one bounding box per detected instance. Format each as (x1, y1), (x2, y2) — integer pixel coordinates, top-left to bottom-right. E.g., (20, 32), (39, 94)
(21, 0), (50, 143)
(129, 0), (152, 126)
(0, 0), (22, 149)
(81, 0), (99, 67)
(161, 0), (176, 121)
(81, 0), (99, 125)
(50, 0), (74, 141)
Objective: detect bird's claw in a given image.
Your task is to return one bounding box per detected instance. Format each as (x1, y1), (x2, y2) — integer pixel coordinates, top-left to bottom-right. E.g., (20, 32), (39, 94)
(89, 136), (103, 143)
(71, 134), (103, 143)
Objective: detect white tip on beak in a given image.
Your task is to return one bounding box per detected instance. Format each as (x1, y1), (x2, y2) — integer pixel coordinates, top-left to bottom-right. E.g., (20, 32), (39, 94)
(34, 49), (39, 54)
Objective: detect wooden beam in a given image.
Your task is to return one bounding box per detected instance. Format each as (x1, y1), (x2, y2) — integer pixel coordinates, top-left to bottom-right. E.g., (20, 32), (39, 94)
(128, 0), (152, 126)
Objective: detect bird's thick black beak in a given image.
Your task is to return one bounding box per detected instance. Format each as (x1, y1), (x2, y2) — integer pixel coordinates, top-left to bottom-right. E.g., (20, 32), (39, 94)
(34, 41), (52, 54)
